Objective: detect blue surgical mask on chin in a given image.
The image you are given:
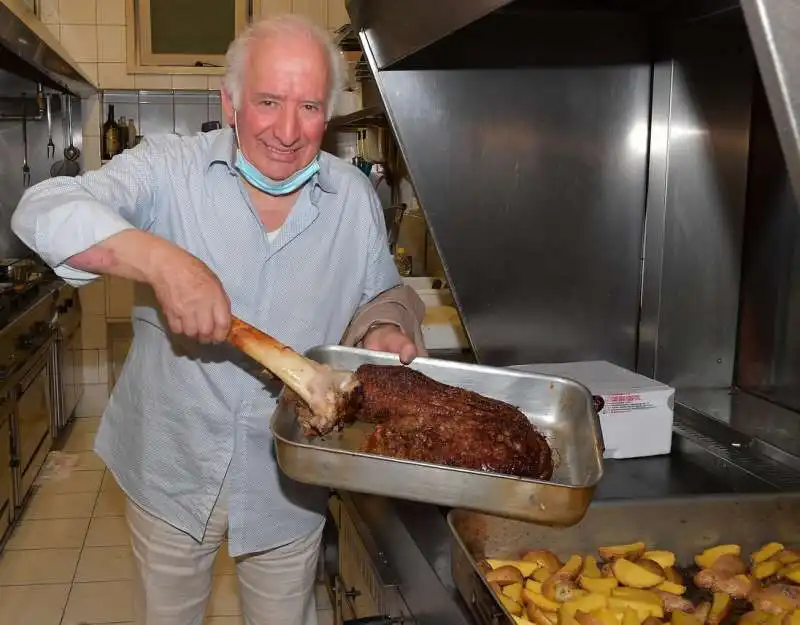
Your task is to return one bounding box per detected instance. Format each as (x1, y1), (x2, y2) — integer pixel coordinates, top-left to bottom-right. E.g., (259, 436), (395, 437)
(232, 111), (320, 196)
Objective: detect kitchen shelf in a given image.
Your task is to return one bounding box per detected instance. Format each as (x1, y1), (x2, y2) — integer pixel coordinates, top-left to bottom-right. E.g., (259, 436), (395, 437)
(328, 106), (387, 130)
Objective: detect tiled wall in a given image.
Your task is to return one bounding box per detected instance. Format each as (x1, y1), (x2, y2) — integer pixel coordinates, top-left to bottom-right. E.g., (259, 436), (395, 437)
(100, 90), (224, 146)
(38, 0), (221, 91)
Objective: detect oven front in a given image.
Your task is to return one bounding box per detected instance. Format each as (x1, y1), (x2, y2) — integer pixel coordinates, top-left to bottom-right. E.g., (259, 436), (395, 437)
(11, 346), (54, 510)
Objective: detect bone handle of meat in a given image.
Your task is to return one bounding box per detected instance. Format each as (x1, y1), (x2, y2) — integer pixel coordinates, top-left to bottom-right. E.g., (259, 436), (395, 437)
(226, 316), (361, 434)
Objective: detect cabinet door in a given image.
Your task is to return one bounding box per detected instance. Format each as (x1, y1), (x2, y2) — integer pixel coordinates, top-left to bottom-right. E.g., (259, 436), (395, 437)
(254, 0), (292, 19)
(136, 0), (249, 68)
(291, 0), (327, 30)
(327, 0), (348, 32)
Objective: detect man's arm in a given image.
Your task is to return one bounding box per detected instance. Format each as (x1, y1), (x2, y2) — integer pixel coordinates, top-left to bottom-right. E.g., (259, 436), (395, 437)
(341, 283), (428, 358)
(11, 138), (231, 342)
(12, 138), (163, 284)
(338, 183), (428, 363)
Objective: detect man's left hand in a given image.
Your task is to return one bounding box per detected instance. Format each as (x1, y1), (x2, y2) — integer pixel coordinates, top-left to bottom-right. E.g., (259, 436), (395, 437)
(362, 324), (418, 365)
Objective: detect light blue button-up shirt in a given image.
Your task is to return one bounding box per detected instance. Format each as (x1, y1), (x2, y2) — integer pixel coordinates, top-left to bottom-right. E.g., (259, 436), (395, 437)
(12, 128), (401, 556)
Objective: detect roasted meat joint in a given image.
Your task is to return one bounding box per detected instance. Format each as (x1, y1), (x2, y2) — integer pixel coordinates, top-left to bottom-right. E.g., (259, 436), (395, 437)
(227, 316), (555, 480)
(353, 364), (555, 480)
(287, 362), (555, 480)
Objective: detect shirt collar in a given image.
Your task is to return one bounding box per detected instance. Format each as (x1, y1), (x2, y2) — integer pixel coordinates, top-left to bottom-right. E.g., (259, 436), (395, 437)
(206, 127), (337, 195)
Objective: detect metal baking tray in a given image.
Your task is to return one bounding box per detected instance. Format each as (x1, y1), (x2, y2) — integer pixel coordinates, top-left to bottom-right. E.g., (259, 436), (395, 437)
(448, 494), (800, 625)
(270, 345), (605, 526)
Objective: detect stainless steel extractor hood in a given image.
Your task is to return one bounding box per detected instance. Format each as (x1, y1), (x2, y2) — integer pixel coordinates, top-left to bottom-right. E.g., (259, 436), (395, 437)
(345, 0), (800, 384)
(348, 0), (800, 204)
(0, 0), (96, 98)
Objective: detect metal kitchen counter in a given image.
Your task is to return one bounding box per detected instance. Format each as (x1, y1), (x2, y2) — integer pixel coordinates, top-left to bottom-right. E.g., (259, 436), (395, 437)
(334, 406), (800, 625)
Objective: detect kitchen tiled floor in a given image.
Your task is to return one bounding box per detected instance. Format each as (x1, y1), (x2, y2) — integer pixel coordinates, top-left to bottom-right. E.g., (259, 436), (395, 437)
(0, 416), (334, 625)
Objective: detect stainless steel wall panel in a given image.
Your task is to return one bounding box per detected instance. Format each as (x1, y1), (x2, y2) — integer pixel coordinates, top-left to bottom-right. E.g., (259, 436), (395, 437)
(648, 10), (753, 388)
(362, 11), (652, 367)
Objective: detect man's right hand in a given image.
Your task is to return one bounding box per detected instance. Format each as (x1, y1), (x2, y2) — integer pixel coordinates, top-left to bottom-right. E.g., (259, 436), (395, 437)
(148, 245), (232, 344)
(66, 230), (232, 344)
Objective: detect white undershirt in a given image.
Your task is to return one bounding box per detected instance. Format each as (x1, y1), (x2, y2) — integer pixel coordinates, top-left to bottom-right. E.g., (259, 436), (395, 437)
(267, 228), (280, 243)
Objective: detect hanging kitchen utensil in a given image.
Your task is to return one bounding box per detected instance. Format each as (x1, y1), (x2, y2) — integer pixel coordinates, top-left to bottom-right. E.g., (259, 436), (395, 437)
(45, 94), (55, 158)
(21, 105), (31, 188)
(64, 97), (80, 162)
(50, 96), (80, 177)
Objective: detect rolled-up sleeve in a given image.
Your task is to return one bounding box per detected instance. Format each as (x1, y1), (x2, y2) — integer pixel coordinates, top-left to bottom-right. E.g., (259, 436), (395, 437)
(360, 185), (402, 305)
(11, 137), (165, 286)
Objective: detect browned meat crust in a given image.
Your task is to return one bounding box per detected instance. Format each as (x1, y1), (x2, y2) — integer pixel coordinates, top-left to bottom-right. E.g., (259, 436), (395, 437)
(354, 364), (554, 480)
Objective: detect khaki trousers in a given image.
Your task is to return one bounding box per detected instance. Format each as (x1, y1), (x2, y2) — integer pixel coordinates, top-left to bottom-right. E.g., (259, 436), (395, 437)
(125, 490), (323, 625)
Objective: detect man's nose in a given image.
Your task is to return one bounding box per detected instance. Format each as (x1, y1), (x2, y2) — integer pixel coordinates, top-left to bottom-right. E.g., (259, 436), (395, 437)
(274, 107), (300, 146)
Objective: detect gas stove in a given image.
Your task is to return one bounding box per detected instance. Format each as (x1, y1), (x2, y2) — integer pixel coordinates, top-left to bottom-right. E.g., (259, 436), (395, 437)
(0, 257), (62, 390)
(0, 257), (57, 332)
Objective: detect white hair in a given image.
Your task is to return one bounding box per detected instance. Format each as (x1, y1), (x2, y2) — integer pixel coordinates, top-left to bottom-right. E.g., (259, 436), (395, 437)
(223, 14), (345, 120)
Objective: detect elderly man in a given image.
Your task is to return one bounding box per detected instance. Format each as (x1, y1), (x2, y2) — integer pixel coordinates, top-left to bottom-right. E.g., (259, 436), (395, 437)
(11, 13), (426, 625)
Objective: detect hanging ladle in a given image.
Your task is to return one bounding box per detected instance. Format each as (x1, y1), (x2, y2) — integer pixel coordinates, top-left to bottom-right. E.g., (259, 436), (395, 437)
(64, 97), (80, 162)
(51, 96), (80, 177)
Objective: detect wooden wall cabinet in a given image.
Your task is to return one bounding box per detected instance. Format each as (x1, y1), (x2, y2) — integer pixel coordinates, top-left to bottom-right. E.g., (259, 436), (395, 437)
(254, 0), (349, 33)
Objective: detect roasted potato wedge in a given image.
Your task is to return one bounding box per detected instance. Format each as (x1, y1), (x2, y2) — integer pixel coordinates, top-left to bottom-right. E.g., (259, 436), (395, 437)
(523, 589), (562, 613)
(693, 570), (753, 599)
(527, 603), (558, 625)
(534, 567), (555, 583)
(560, 594), (611, 620)
(581, 577), (620, 595)
(710, 554), (747, 578)
(638, 560), (667, 578)
(550, 556), (584, 582)
(774, 551), (800, 566)
(784, 609), (800, 625)
(613, 559), (666, 589)
(753, 560), (783, 581)
(599, 543), (648, 561)
(751, 584), (800, 615)
(655, 590), (694, 615)
(523, 550), (564, 574)
(623, 606), (644, 625)
(693, 601), (711, 624)
(655, 582), (686, 596)
(487, 565), (526, 586)
(501, 594), (525, 617)
(780, 563), (800, 584)
(695, 545), (742, 570)
(643, 552), (677, 570)
(752, 543), (785, 565)
(543, 578), (586, 603)
(740, 611), (776, 625)
(664, 568), (684, 586)
(670, 611), (704, 625)
(488, 559), (541, 578)
(526, 579), (544, 594)
(582, 556), (604, 580)
(504, 582), (525, 604)
(706, 592), (732, 625)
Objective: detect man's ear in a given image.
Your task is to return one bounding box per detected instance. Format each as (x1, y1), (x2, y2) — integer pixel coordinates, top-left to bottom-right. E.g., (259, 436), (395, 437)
(221, 89), (236, 127)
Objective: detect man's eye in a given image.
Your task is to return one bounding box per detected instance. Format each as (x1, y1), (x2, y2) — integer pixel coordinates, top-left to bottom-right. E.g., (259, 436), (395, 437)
(260, 100), (275, 107)
(303, 104), (319, 112)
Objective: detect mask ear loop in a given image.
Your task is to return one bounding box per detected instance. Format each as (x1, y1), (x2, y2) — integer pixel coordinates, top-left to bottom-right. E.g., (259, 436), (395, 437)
(233, 110), (245, 156)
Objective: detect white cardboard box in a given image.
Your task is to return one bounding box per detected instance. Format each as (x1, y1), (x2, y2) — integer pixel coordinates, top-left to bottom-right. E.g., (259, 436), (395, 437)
(511, 360), (675, 460)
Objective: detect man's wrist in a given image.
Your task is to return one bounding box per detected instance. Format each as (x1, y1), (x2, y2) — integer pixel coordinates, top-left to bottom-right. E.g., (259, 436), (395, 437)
(363, 321), (402, 340)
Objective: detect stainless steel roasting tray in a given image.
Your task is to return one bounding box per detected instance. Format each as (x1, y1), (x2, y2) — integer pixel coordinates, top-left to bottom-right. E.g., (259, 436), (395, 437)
(270, 346), (605, 526)
(447, 494), (800, 625)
